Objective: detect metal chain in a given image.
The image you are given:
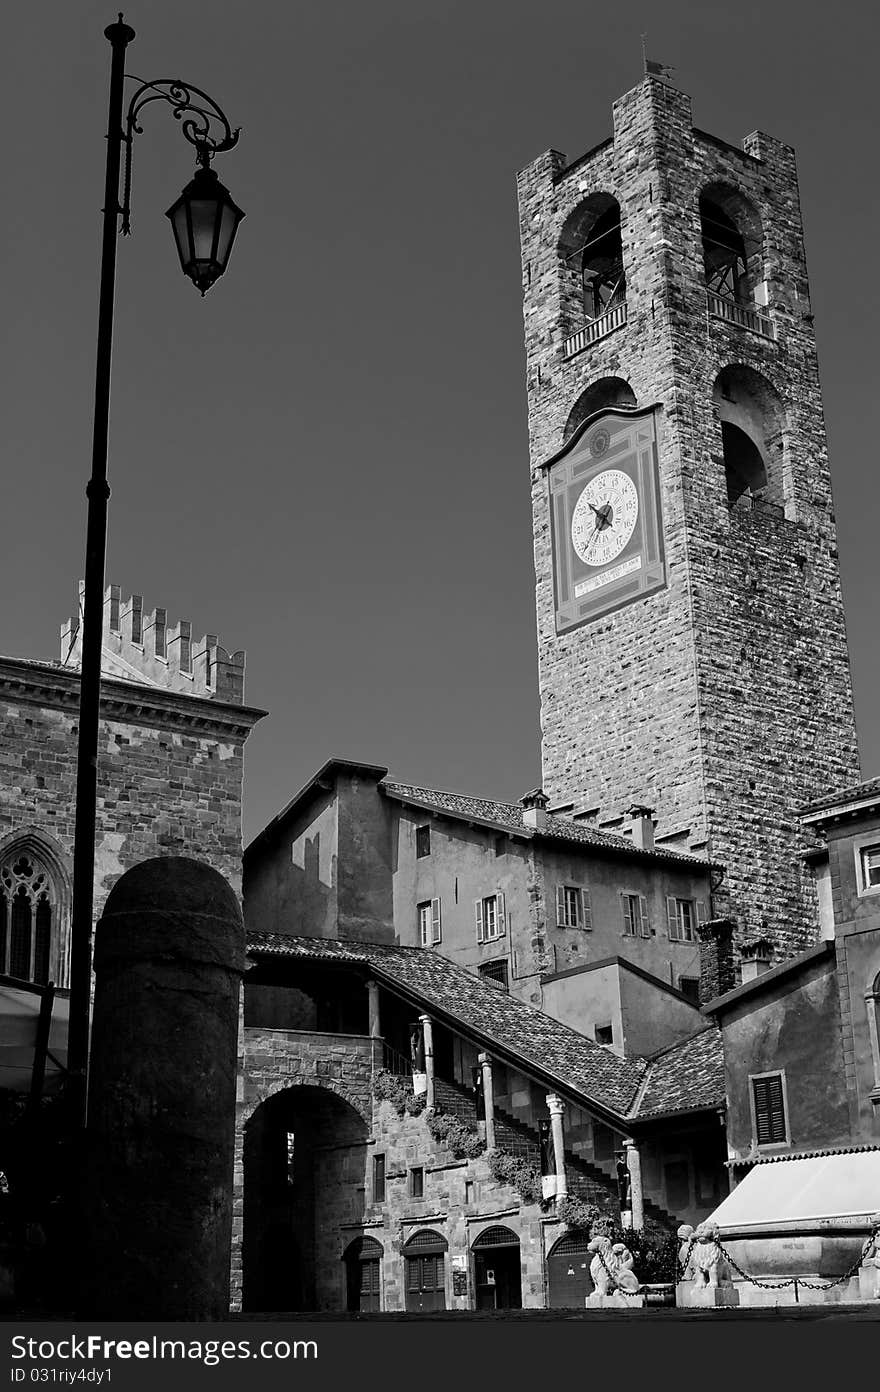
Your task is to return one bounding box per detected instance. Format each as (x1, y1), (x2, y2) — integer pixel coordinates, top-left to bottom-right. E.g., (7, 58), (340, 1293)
(711, 1228), (879, 1293)
(595, 1245), (643, 1297)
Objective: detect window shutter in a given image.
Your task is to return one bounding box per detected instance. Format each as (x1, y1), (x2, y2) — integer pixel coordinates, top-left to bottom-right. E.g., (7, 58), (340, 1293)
(475, 899), (484, 943)
(621, 893), (634, 936)
(753, 1075), (787, 1145)
(581, 888), (592, 931)
(431, 897), (441, 944)
(696, 899), (708, 928)
(497, 891), (506, 937)
(556, 884), (566, 926)
(639, 895), (651, 937)
(667, 896), (680, 941)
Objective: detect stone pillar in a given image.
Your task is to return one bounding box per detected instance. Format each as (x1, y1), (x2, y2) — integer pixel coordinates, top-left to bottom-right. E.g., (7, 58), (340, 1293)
(624, 1139), (644, 1231)
(546, 1093), (567, 1199)
(367, 979), (382, 1071)
(479, 1052), (495, 1150)
(83, 857), (244, 1319)
(420, 1014), (435, 1111)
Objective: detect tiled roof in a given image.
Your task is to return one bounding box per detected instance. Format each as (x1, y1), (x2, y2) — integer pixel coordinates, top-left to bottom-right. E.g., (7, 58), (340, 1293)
(247, 932), (646, 1116)
(801, 775), (880, 816)
(381, 781), (709, 867)
(634, 1026), (726, 1119)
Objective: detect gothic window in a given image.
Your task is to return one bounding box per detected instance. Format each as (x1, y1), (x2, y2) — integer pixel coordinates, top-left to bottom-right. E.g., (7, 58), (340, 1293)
(0, 852), (59, 985)
(699, 184), (764, 306)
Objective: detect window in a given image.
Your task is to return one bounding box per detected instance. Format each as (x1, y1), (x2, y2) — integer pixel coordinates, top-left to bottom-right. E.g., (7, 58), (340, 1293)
(595, 1024), (614, 1046)
(410, 1167), (425, 1199)
(373, 1154), (386, 1203)
(751, 1073), (788, 1147)
(858, 843), (880, 894)
(285, 1131), (295, 1186)
(666, 896), (706, 942)
(154, 607), (167, 660)
(130, 594), (143, 645)
(0, 852), (59, 985)
(475, 892), (506, 943)
(179, 620), (192, 675)
(494, 834), (506, 858)
(621, 892), (650, 937)
(556, 884), (592, 930)
(416, 825), (431, 859)
(418, 898), (441, 946)
(678, 976), (701, 1004)
(478, 959), (509, 991)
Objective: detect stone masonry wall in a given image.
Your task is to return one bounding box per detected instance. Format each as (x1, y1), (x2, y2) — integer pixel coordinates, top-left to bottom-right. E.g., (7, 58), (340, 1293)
(517, 78), (859, 953)
(0, 660), (258, 983)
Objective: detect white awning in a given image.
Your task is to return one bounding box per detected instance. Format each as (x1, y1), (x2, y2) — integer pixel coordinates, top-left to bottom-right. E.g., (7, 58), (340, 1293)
(711, 1151), (880, 1232)
(0, 984), (69, 1094)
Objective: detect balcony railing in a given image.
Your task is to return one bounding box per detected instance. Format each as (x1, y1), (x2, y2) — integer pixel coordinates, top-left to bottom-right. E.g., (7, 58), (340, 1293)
(563, 301), (627, 359)
(707, 290), (774, 340)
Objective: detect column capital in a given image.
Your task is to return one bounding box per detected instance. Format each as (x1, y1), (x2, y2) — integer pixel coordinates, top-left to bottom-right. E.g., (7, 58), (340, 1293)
(546, 1092), (565, 1116)
(418, 1012), (431, 1024)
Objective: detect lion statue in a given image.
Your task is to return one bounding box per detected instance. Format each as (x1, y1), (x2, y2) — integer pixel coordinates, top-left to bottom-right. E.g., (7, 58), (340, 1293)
(587, 1235), (640, 1295)
(690, 1221), (731, 1287)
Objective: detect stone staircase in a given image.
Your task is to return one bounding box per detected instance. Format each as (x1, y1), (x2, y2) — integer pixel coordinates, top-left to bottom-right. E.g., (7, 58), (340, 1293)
(431, 1075), (680, 1233)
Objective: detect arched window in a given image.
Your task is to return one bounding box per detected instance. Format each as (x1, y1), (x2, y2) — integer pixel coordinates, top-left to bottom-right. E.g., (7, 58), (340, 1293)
(866, 970), (880, 1097)
(712, 365), (786, 508)
(699, 184), (764, 306)
(558, 194), (625, 335)
(0, 839), (68, 986)
(563, 377), (637, 442)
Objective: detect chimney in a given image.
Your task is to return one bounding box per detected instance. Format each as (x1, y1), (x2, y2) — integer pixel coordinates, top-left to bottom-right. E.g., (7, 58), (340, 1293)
(627, 804), (655, 851)
(698, 918), (737, 1004)
(739, 937), (773, 983)
(521, 788), (550, 832)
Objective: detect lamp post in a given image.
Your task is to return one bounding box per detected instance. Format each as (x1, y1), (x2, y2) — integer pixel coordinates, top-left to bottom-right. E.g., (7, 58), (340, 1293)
(67, 16), (244, 1129)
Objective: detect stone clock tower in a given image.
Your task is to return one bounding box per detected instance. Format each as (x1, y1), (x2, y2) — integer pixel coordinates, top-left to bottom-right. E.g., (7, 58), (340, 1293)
(517, 76), (860, 953)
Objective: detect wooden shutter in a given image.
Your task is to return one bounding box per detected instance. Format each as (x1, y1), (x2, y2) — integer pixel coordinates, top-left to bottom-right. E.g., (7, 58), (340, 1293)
(556, 884), (566, 926)
(639, 895), (651, 937)
(581, 888), (592, 931)
(696, 900), (708, 928)
(752, 1074), (787, 1145)
(475, 899), (484, 943)
(496, 891), (506, 937)
(431, 897), (441, 944)
(621, 893), (635, 936)
(666, 896), (680, 941)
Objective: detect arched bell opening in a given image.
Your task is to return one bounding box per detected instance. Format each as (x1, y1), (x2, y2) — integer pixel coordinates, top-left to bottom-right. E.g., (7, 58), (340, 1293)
(563, 377), (637, 443)
(558, 194), (625, 337)
(700, 183), (764, 306)
(712, 364), (786, 510)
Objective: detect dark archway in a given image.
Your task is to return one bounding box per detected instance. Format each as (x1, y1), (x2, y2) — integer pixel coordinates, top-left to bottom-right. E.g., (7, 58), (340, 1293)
(472, 1224), (522, 1310)
(546, 1231), (595, 1308)
(242, 1085), (368, 1312)
(563, 377), (637, 443)
(712, 364), (786, 508)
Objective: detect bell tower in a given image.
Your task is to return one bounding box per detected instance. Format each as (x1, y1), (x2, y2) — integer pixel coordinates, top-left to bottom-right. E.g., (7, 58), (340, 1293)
(517, 76), (860, 953)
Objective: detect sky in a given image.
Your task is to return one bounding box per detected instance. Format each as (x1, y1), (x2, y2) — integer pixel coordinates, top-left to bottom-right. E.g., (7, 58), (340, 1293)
(3, 0), (878, 846)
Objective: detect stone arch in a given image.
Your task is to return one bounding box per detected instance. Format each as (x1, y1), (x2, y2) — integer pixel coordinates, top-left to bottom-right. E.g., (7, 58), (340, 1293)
(0, 827), (72, 986)
(240, 1068), (372, 1129)
(546, 1230), (595, 1308)
(712, 364), (786, 508)
(342, 1235), (383, 1313)
(471, 1223), (522, 1310)
(241, 1082), (370, 1313)
(558, 193), (625, 334)
(563, 377), (637, 442)
(699, 181), (764, 305)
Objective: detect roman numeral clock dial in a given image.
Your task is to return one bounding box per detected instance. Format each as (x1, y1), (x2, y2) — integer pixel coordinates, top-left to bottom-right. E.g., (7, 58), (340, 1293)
(546, 409), (666, 630)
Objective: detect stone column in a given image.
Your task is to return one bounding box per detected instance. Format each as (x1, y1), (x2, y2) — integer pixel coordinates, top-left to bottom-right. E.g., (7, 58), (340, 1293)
(479, 1052), (495, 1150)
(83, 857), (244, 1319)
(624, 1138), (644, 1231)
(420, 1013), (435, 1110)
(546, 1093), (567, 1199)
(367, 979), (381, 1071)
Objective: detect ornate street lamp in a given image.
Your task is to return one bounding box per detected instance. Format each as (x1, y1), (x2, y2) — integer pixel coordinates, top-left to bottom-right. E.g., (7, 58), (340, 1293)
(67, 17), (244, 1128)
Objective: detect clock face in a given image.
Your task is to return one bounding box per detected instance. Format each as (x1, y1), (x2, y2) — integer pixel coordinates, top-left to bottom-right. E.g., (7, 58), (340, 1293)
(570, 468), (639, 567)
(546, 407), (666, 631)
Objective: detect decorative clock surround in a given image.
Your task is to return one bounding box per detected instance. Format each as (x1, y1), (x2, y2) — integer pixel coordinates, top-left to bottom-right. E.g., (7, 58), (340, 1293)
(546, 406), (665, 631)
